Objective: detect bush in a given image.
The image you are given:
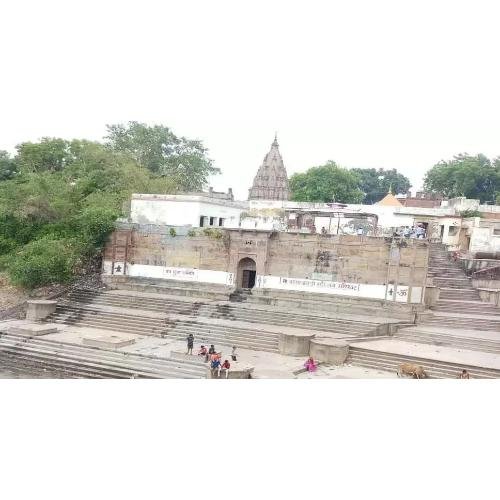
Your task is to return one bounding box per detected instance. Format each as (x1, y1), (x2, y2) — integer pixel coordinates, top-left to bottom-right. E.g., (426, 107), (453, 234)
(459, 209), (481, 218)
(187, 228), (197, 237)
(8, 237), (81, 288)
(202, 228), (223, 239)
(169, 227), (177, 237)
(0, 236), (17, 255)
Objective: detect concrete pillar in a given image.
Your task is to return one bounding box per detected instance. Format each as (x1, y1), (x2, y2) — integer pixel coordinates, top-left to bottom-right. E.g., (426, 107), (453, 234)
(278, 332), (315, 356)
(309, 339), (349, 365)
(424, 286), (440, 308)
(25, 300), (57, 321)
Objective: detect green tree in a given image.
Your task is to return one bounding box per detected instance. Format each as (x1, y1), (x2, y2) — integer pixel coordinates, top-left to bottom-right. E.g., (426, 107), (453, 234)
(289, 161), (364, 203)
(351, 168), (411, 204)
(0, 151), (18, 180)
(15, 138), (73, 173)
(105, 121), (219, 190)
(0, 138), (184, 288)
(424, 153), (500, 203)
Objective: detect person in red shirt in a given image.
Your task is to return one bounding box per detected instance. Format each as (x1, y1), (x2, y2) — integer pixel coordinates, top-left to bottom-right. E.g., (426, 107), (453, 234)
(221, 359), (231, 379)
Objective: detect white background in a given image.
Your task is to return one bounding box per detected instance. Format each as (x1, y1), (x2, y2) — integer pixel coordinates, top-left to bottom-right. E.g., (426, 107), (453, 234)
(1, 1), (499, 497)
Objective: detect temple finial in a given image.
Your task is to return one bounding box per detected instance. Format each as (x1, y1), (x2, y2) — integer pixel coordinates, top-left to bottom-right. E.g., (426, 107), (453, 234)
(272, 132), (278, 146)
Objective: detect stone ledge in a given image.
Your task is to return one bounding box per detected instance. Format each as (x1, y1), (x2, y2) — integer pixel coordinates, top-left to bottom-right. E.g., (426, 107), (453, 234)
(206, 363), (254, 379)
(309, 338), (349, 365)
(82, 335), (136, 349)
(278, 331), (315, 356)
(8, 323), (59, 337)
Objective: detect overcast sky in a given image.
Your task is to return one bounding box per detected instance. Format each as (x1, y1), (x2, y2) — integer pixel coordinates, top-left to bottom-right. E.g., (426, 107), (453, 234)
(1, 0), (499, 200)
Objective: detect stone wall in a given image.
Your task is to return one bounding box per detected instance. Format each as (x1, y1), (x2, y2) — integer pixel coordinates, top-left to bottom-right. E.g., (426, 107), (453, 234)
(103, 228), (429, 303)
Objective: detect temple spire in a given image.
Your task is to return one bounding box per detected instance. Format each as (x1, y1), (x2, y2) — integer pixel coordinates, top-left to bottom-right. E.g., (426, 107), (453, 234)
(248, 134), (289, 201)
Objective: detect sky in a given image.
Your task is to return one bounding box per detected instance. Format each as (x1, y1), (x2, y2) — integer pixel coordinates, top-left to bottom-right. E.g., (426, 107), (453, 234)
(1, 0), (499, 200)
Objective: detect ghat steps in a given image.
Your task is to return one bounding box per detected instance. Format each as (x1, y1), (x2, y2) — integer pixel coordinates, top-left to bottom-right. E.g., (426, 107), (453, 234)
(394, 328), (500, 354)
(0, 332), (206, 379)
(65, 289), (381, 337)
(422, 243), (500, 332)
(347, 345), (500, 378)
(48, 304), (281, 353)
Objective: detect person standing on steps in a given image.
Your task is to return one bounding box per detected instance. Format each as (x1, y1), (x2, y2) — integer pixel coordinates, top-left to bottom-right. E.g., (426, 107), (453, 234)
(458, 369), (470, 379)
(186, 333), (194, 355)
(231, 346), (237, 362)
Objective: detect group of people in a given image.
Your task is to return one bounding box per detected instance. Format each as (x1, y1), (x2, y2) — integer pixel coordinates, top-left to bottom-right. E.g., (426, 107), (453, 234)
(186, 334), (236, 379)
(398, 225), (426, 239)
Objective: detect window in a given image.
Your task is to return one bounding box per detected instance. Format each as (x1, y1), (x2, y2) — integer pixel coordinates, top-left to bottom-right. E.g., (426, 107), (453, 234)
(199, 216), (205, 227)
(493, 228), (500, 236)
(210, 217), (216, 226)
(218, 218), (224, 227)
(448, 226), (458, 236)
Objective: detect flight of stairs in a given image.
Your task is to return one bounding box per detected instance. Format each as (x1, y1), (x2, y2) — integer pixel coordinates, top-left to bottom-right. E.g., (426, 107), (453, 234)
(394, 327), (500, 354)
(347, 345), (500, 378)
(47, 303), (281, 353)
(0, 332), (206, 379)
(422, 242), (500, 331)
(63, 288), (381, 337)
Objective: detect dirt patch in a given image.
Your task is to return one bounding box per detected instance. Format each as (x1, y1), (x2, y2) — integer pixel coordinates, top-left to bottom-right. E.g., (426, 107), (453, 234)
(0, 274), (27, 312)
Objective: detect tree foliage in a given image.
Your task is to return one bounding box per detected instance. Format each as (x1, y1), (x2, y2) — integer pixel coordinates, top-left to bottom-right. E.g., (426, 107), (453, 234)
(424, 153), (500, 203)
(289, 161), (364, 203)
(351, 168), (411, 204)
(0, 126), (207, 288)
(105, 121), (219, 191)
(0, 150), (18, 181)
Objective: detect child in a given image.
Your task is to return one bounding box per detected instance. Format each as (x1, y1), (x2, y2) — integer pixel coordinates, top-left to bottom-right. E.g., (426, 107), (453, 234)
(221, 359), (231, 379)
(211, 357), (221, 378)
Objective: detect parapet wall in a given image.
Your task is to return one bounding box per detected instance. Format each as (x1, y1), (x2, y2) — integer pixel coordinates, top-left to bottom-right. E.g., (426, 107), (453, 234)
(103, 228), (429, 304)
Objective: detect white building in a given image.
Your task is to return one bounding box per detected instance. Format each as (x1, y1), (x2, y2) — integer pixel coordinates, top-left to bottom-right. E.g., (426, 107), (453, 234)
(129, 190), (246, 229)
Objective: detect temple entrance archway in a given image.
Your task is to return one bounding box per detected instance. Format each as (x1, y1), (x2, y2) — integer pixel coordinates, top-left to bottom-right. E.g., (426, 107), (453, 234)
(237, 257), (257, 289)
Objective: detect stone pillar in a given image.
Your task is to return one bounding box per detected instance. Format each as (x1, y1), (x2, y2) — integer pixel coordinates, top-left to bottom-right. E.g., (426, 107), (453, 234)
(278, 332), (315, 356)
(25, 300), (57, 321)
(424, 286), (440, 308)
(309, 339), (349, 365)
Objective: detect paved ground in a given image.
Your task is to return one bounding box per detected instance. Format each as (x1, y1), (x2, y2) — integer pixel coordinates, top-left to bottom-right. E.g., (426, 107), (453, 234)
(350, 337), (500, 369)
(0, 321), (396, 378)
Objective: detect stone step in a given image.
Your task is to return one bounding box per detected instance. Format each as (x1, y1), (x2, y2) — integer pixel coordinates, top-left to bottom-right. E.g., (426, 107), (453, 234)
(48, 306), (281, 352)
(347, 346), (500, 378)
(50, 315), (281, 353)
(394, 331), (500, 354)
(421, 317), (500, 331)
(68, 290), (378, 335)
(0, 333), (206, 379)
(431, 305), (500, 315)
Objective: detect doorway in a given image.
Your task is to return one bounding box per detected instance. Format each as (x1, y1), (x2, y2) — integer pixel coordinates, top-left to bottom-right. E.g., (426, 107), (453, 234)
(237, 257), (257, 289)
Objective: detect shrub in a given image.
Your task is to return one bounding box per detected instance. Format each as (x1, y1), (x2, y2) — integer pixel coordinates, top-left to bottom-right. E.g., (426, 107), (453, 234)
(202, 228), (223, 239)
(0, 236), (17, 255)
(169, 227), (177, 237)
(8, 237), (81, 289)
(187, 228), (197, 237)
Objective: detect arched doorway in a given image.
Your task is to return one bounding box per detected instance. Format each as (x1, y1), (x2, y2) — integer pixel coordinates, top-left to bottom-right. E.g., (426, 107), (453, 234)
(237, 257), (257, 289)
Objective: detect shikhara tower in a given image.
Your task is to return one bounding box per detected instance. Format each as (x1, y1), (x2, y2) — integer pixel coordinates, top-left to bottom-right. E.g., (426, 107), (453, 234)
(248, 134), (290, 200)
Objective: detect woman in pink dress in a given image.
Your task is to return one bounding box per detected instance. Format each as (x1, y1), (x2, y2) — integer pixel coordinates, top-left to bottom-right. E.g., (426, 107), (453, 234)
(304, 356), (317, 372)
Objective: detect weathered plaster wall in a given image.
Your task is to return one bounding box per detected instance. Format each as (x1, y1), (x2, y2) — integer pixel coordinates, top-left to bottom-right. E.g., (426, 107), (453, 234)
(103, 229), (429, 303)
